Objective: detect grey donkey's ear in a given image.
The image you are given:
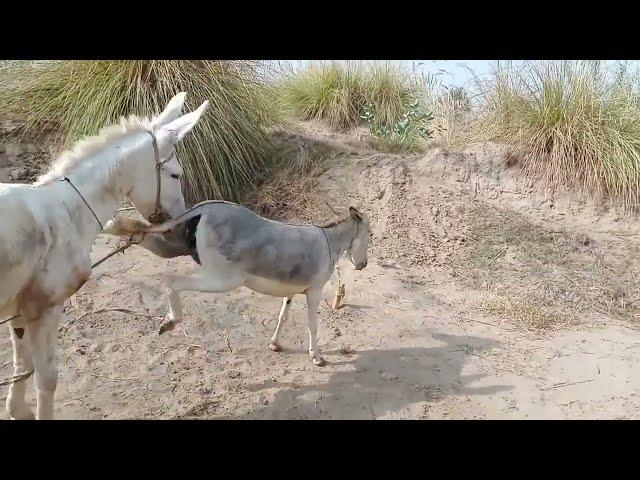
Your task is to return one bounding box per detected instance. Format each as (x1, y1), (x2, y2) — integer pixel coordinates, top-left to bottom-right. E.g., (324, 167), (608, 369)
(349, 206), (363, 222)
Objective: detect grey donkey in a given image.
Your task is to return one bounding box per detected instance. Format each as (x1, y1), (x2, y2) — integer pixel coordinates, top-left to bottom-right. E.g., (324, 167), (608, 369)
(104, 201), (372, 366)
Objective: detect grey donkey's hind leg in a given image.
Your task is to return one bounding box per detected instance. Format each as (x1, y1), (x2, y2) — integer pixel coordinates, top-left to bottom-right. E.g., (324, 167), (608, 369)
(269, 297), (293, 352)
(159, 271), (246, 334)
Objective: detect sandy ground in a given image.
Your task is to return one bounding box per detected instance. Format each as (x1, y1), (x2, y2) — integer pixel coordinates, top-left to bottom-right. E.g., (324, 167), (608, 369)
(2, 122), (640, 419)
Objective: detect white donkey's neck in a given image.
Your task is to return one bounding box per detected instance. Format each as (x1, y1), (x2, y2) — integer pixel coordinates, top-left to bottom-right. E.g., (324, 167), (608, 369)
(37, 122), (153, 242)
(55, 151), (122, 236)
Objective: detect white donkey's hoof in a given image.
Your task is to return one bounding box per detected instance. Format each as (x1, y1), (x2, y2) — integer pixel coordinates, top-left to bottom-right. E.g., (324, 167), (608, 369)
(159, 318), (177, 335)
(269, 341), (281, 352)
(7, 404), (35, 420)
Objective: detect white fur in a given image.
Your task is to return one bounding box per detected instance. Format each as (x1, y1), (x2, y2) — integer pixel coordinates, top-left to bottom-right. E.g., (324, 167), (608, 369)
(0, 92), (208, 419)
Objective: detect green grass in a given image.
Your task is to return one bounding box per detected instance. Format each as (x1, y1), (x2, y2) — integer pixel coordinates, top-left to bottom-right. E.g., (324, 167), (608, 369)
(474, 61), (640, 209)
(281, 61), (367, 130)
(0, 60), (283, 203)
(281, 61), (421, 132)
(364, 62), (417, 129)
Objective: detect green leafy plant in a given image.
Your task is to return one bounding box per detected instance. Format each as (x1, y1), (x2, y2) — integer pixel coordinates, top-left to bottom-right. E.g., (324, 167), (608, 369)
(361, 97), (435, 151)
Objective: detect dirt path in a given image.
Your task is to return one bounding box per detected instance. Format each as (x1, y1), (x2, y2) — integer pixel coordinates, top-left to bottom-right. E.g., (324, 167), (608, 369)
(2, 123), (640, 419)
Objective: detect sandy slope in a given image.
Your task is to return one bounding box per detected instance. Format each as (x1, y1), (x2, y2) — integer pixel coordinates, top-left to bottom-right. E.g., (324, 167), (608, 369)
(2, 123), (640, 419)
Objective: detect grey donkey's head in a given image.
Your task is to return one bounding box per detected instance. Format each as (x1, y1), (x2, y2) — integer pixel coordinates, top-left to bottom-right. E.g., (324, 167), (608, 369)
(347, 206), (371, 270)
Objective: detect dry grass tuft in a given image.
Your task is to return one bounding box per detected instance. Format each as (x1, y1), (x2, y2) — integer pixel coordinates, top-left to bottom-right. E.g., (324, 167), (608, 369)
(458, 203), (640, 330)
(243, 142), (336, 223)
(0, 60), (283, 203)
(474, 61), (640, 210)
(478, 295), (575, 332)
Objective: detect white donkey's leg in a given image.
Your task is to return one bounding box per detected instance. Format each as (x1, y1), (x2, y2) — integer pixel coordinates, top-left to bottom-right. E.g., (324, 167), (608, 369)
(159, 272), (246, 334)
(305, 288), (325, 367)
(6, 321), (34, 420)
(26, 305), (62, 420)
(269, 297), (293, 352)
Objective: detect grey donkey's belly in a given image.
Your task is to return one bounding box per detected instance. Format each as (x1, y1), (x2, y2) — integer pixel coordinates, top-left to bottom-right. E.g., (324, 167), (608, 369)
(242, 275), (310, 297)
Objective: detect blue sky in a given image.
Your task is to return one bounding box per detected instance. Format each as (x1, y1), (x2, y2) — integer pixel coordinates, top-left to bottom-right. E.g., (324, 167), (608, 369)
(410, 60), (520, 87)
(284, 60), (524, 88)
(283, 60), (627, 89)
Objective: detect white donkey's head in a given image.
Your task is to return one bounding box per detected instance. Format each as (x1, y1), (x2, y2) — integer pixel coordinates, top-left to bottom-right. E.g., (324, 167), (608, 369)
(125, 92), (208, 223)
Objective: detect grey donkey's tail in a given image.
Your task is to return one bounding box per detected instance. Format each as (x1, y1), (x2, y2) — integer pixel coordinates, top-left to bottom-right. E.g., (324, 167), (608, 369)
(143, 200), (236, 233)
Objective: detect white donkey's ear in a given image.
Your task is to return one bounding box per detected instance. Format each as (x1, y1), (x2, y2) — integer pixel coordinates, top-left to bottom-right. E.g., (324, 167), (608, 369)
(161, 100), (209, 143)
(153, 92), (187, 127)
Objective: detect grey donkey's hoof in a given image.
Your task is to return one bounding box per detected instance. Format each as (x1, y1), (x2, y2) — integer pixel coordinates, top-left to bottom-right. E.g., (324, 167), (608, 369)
(312, 357), (327, 367)
(159, 319), (177, 335)
(269, 341), (281, 352)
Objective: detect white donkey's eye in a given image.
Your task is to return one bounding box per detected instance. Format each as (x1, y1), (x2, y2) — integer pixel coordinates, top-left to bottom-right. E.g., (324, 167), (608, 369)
(171, 173), (180, 180)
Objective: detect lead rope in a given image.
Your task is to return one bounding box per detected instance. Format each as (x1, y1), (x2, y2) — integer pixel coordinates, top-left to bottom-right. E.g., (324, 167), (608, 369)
(0, 231), (145, 328)
(61, 177), (104, 230)
(0, 230), (144, 387)
(333, 221), (358, 309)
(319, 226), (345, 309)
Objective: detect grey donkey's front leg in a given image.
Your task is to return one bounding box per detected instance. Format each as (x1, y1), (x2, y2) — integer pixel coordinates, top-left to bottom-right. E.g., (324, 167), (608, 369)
(269, 297), (293, 352)
(305, 288), (326, 367)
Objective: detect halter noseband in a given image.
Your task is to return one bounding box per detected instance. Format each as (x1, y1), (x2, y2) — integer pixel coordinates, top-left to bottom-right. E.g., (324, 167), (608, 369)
(146, 130), (173, 224)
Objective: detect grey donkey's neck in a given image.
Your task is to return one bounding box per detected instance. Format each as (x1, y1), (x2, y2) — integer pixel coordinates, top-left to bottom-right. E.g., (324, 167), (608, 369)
(321, 217), (357, 265)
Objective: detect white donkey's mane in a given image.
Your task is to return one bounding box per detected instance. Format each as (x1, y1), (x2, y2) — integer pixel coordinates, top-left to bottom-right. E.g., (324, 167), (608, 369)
(35, 115), (153, 185)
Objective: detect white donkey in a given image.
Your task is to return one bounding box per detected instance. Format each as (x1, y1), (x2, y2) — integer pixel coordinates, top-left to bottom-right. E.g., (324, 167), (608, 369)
(104, 201), (372, 367)
(0, 92), (209, 419)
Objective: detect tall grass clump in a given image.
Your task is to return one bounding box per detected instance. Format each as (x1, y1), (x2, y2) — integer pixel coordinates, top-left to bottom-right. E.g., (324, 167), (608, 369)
(364, 62), (416, 128)
(281, 61), (367, 129)
(281, 61), (433, 151)
(476, 61), (640, 209)
(0, 60), (283, 203)
(425, 85), (476, 151)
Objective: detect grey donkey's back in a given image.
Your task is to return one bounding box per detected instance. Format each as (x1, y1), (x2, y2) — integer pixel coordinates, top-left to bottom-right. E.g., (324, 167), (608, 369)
(182, 201), (329, 287)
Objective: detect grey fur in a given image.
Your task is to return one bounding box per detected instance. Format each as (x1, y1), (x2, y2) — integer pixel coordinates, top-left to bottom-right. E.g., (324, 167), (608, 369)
(124, 200), (372, 366)
(201, 203), (328, 285)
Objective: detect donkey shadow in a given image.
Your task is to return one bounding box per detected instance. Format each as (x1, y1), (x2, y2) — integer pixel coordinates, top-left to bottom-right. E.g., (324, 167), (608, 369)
(221, 332), (513, 419)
